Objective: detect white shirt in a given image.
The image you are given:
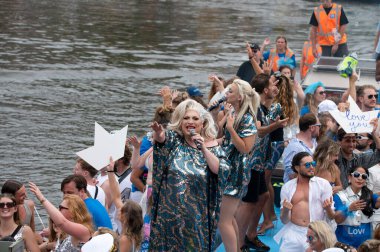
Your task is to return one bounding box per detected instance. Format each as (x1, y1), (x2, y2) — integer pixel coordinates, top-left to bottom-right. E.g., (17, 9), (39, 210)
(280, 176), (333, 221)
(87, 184), (106, 207)
(368, 163), (380, 222)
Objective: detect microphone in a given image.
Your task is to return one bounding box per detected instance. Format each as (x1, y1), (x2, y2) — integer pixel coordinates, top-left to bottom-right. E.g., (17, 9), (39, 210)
(207, 96), (226, 112)
(189, 129), (202, 150)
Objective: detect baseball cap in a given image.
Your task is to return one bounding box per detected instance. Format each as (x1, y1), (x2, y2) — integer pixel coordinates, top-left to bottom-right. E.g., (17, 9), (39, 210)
(250, 43), (260, 50)
(318, 99), (337, 113)
(187, 86), (203, 97)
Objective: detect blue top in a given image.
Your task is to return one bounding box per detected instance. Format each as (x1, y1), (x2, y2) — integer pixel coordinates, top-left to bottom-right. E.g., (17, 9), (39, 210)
(150, 130), (230, 251)
(263, 51), (296, 69)
(333, 191), (379, 248)
(84, 198), (113, 229)
(131, 135), (152, 193)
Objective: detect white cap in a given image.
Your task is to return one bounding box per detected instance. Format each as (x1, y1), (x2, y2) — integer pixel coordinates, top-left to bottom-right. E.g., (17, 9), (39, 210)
(322, 248), (344, 252)
(81, 233), (114, 252)
(318, 100), (337, 114)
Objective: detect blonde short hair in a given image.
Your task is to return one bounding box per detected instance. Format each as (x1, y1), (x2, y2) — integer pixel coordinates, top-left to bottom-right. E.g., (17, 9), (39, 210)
(308, 221), (337, 249)
(168, 99), (217, 139)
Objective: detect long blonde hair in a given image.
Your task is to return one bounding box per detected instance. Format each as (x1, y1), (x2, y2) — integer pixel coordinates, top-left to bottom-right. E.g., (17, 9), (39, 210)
(231, 79), (260, 131)
(313, 139), (340, 179)
(308, 221), (337, 249)
(168, 99), (217, 139)
(63, 194), (93, 234)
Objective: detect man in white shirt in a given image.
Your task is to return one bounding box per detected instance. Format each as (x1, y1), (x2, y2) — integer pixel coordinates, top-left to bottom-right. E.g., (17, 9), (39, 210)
(274, 152), (334, 251)
(74, 158), (107, 208)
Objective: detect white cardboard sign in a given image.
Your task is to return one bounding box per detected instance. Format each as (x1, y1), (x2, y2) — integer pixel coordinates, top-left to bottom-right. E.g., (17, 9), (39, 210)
(76, 122), (128, 170)
(329, 96), (379, 134)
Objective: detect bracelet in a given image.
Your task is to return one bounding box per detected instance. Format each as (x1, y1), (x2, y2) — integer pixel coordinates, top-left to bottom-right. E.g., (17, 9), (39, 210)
(107, 170), (115, 173)
(40, 198), (46, 204)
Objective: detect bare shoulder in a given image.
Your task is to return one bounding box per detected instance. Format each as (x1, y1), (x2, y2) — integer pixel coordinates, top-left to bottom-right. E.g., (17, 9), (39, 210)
(22, 225), (33, 236)
(26, 199), (35, 209)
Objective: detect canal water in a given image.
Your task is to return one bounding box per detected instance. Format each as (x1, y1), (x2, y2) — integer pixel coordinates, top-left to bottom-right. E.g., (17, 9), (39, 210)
(0, 0), (379, 228)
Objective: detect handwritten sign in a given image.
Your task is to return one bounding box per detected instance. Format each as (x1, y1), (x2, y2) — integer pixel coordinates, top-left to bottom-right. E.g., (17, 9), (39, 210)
(329, 96), (379, 133)
(76, 122), (128, 170)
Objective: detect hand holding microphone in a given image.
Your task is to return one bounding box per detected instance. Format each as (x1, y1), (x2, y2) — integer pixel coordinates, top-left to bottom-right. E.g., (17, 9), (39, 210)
(207, 96), (226, 112)
(189, 129), (203, 150)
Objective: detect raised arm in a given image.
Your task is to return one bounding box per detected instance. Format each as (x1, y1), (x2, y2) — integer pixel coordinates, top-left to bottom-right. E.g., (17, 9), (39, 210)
(225, 111), (256, 154)
(106, 157), (123, 210)
(28, 182), (91, 242)
(151, 122), (165, 143)
(246, 42), (264, 75)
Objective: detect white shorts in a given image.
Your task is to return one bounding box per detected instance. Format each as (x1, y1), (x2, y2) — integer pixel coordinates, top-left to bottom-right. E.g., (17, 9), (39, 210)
(274, 222), (309, 252)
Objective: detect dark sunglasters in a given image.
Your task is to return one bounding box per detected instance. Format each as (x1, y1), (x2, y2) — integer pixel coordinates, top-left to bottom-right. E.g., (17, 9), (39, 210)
(319, 91), (326, 95)
(368, 94), (378, 99)
(58, 205), (69, 211)
(303, 161), (317, 169)
(0, 202), (16, 208)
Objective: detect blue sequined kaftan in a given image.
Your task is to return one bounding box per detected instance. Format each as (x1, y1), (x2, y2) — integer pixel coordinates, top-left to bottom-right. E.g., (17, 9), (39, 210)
(150, 130), (230, 252)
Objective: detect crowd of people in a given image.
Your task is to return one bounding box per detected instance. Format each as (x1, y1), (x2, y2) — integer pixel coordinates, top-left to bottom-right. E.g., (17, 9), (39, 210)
(1, 0), (380, 251)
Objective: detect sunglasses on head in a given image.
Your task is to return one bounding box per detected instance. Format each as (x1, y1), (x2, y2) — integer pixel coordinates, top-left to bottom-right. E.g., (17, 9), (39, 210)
(0, 202), (16, 209)
(303, 161), (317, 169)
(356, 135), (369, 140)
(58, 205), (69, 211)
(273, 71), (282, 79)
(351, 171), (368, 180)
(368, 94), (378, 99)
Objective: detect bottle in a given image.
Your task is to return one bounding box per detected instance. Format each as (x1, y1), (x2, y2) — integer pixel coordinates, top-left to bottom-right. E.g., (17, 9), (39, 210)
(337, 52), (358, 78)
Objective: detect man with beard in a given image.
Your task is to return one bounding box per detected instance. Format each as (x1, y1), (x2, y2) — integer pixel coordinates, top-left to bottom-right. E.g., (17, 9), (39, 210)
(356, 85), (378, 112)
(283, 113), (320, 183)
(337, 128), (380, 188)
(355, 133), (374, 154)
(274, 152), (334, 251)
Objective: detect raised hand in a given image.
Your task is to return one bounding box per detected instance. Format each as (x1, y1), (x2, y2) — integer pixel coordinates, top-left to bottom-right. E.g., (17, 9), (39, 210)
(349, 199), (367, 211)
(159, 86), (171, 97)
(283, 199), (293, 210)
(246, 41), (254, 59)
(28, 182), (45, 202)
(323, 197), (333, 209)
(128, 136), (142, 149)
(263, 37), (270, 46)
(151, 121), (164, 134)
(263, 60), (273, 75)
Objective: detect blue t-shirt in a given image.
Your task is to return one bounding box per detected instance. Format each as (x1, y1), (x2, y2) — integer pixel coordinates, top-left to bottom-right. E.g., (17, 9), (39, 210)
(131, 135), (152, 192)
(84, 198), (113, 229)
(263, 51), (296, 69)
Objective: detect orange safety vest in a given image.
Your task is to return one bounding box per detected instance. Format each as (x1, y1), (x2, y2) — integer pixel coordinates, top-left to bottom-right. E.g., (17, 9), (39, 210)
(301, 41), (322, 79)
(268, 48), (295, 72)
(314, 3), (347, 45)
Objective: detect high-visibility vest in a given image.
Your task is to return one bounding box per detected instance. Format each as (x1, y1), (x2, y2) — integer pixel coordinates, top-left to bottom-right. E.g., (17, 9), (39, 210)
(301, 41), (322, 79)
(268, 48), (295, 72)
(314, 3), (347, 45)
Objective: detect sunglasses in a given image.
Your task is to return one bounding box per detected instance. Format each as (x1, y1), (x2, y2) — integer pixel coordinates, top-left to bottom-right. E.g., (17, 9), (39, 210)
(368, 94), (378, 99)
(273, 71), (282, 79)
(303, 161), (317, 169)
(311, 123), (321, 127)
(307, 235), (317, 243)
(351, 171), (368, 180)
(58, 205), (69, 211)
(318, 91), (326, 95)
(0, 202), (16, 209)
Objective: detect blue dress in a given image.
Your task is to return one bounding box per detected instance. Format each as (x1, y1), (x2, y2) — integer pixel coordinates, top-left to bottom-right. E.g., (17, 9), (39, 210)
(222, 112), (257, 198)
(150, 130), (230, 251)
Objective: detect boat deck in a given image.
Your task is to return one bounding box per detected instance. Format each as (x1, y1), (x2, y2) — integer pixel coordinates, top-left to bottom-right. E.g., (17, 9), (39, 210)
(216, 207), (284, 252)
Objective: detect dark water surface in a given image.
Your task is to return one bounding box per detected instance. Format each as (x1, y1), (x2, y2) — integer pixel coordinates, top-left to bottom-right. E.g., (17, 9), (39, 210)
(1, 0), (379, 227)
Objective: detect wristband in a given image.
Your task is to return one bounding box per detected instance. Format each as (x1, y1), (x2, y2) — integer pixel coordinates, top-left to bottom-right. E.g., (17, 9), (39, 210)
(40, 198), (46, 204)
(107, 170), (115, 173)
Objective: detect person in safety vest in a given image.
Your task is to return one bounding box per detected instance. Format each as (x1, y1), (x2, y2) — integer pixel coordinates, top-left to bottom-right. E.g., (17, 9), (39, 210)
(310, 0), (349, 58)
(300, 40), (322, 80)
(262, 36), (296, 77)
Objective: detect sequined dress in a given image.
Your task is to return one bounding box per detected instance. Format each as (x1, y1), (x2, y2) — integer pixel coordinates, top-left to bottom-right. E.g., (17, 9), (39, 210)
(150, 130), (230, 251)
(222, 112), (257, 198)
